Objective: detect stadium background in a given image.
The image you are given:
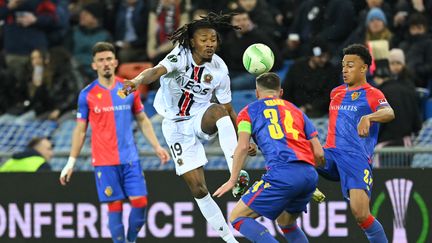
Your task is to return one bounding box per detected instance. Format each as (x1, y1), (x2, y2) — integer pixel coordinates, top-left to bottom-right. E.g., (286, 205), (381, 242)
(0, 0), (432, 242)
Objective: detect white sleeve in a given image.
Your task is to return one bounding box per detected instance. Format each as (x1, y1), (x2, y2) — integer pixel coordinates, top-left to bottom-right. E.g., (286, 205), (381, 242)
(158, 46), (184, 73)
(215, 72), (232, 104)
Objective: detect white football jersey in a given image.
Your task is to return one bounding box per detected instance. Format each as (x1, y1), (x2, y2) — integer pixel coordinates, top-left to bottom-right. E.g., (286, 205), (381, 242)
(154, 45), (232, 120)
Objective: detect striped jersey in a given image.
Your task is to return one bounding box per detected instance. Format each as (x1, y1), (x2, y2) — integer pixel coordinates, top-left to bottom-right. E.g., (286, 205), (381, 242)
(76, 79), (144, 166)
(325, 83), (390, 162)
(237, 97), (318, 169)
(154, 45), (232, 120)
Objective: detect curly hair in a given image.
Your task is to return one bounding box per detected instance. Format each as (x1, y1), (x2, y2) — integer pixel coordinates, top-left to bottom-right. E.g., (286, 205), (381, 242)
(169, 12), (239, 50)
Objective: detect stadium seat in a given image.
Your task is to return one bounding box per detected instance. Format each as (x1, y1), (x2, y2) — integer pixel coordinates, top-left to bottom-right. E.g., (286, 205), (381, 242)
(412, 118), (432, 167)
(231, 90), (256, 113)
(117, 62), (153, 80)
(275, 59), (293, 82)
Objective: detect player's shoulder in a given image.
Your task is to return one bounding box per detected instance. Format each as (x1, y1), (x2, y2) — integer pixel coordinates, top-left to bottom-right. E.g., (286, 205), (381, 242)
(330, 84), (346, 97)
(363, 83), (384, 96)
(208, 54), (228, 73)
(165, 45), (188, 63)
(80, 80), (98, 94)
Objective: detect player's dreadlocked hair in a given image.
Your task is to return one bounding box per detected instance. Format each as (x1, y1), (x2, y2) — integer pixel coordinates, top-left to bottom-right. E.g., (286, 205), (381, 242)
(169, 12), (239, 50)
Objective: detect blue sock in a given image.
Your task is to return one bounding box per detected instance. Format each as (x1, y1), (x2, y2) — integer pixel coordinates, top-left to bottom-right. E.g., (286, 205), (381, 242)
(127, 206), (147, 242)
(279, 223), (308, 243)
(108, 211), (125, 243)
(231, 217), (278, 243)
(360, 215), (388, 243)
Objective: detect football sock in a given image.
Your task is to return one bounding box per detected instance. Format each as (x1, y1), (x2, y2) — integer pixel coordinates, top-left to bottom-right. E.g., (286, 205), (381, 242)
(127, 197), (148, 242)
(195, 193), (238, 243)
(279, 223), (309, 243)
(359, 215), (388, 243)
(231, 217), (278, 243)
(108, 201), (125, 243)
(216, 116), (237, 172)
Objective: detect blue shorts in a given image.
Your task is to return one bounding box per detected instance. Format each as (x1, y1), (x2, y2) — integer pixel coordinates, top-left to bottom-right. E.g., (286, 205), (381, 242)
(94, 161), (147, 202)
(317, 148), (373, 200)
(241, 162), (317, 220)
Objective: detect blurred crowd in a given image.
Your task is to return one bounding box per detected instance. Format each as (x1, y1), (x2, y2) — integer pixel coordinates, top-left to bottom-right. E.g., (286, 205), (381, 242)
(0, 0), (430, 148)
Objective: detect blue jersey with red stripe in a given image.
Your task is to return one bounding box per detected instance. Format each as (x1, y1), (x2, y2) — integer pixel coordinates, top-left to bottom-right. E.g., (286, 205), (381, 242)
(76, 79), (144, 166)
(237, 97), (318, 168)
(325, 83), (390, 162)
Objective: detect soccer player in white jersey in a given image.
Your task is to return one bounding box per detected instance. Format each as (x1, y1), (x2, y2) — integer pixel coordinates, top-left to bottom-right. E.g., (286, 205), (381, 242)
(121, 13), (256, 243)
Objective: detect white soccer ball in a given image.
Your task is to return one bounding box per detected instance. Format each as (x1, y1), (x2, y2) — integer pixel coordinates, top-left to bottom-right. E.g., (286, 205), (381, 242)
(242, 43), (275, 75)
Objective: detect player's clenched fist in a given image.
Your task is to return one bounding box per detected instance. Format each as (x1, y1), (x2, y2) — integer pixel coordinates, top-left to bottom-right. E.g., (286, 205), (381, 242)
(120, 79), (138, 97)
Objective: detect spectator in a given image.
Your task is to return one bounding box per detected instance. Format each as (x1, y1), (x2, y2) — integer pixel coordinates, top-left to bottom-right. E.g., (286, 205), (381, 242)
(235, 0), (281, 41)
(0, 0), (59, 85)
(146, 0), (189, 65)
(282, 40), (340, 118)
(219, 9), (282, 90)
(345, 8), (393, 47)
(399, 13), (432, 88)
(0, 137), (53, 172)
(64, 2), (112, 83)
(114, 0), (149, 63)
(375, 49), (422, 167)
(1, 49), (55, 122)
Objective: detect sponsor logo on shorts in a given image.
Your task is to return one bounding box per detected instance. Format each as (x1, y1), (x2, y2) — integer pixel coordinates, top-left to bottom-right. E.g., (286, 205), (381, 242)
(177, 158), (183, 166)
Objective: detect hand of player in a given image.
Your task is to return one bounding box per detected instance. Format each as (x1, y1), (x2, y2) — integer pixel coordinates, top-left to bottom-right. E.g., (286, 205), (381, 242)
(120, 79), (138, 97)
(59, 157), (76, 186)
(155, 146), (170, 165)
(357, 116), (371, 137)
(59, 165), (74, 186)
(213, 178), (237, 198)
(247, 143), (257, 156)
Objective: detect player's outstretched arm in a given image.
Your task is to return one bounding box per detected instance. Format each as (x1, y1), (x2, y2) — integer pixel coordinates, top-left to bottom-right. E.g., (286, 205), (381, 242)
(213, 131), (250, 197)
(357, 107), (395, 137)
(60, 121), (87, 186)
(309, 136), (325, 167)
(121, 65), (168, 96)
(222, 102), (257, 156)
(135, 112), (170, 164)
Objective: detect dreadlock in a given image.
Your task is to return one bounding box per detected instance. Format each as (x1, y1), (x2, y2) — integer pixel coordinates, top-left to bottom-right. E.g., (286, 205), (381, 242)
(169, 12), (239, 50)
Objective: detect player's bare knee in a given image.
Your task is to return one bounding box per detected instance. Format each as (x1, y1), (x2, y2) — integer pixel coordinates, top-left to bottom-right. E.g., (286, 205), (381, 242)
(350, 206), (369, 223)
(204, 104), (228, 122)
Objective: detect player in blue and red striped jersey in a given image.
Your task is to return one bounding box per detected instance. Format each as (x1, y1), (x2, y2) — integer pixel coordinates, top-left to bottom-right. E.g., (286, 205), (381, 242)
(318, 44), (394, 243)
(214, 72), (325, 243)
(59, 42), (170, 243)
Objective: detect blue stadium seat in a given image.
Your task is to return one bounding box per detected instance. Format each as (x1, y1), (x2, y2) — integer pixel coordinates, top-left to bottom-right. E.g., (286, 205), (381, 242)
(412, 118), (432, 167)
(231, 90), (256, 113)
(143, 90), (157, 118)
(275, 59), (293, 82)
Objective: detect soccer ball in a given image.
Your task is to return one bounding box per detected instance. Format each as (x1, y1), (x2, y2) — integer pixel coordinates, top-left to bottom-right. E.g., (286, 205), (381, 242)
(242, 43), (275, 75)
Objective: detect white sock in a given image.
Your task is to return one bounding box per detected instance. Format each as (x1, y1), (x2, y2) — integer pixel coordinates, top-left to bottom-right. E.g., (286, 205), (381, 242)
(216, 116), (237, 172)
(195, 193), (238, 243)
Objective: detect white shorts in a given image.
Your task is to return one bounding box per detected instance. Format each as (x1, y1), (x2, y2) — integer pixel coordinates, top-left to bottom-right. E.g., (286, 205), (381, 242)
(161, 103), (217, 175)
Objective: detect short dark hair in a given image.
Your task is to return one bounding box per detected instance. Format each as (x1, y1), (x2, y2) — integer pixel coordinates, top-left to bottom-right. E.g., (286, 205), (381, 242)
(408, 13), (428, 27)
(27, 137), (47, 149)
(92, 42), (115, 57)
(343, 44), (372, 66)
(256, 72), (281, 90)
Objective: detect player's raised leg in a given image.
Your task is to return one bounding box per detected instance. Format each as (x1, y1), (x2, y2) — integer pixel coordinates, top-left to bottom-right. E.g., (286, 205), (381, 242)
(183, 167), (238, 243)
(230, 200), (278, 243)
(350, 189), (388, 243)
(201, 104), (250, 196)
(201, 104), (237, 171)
